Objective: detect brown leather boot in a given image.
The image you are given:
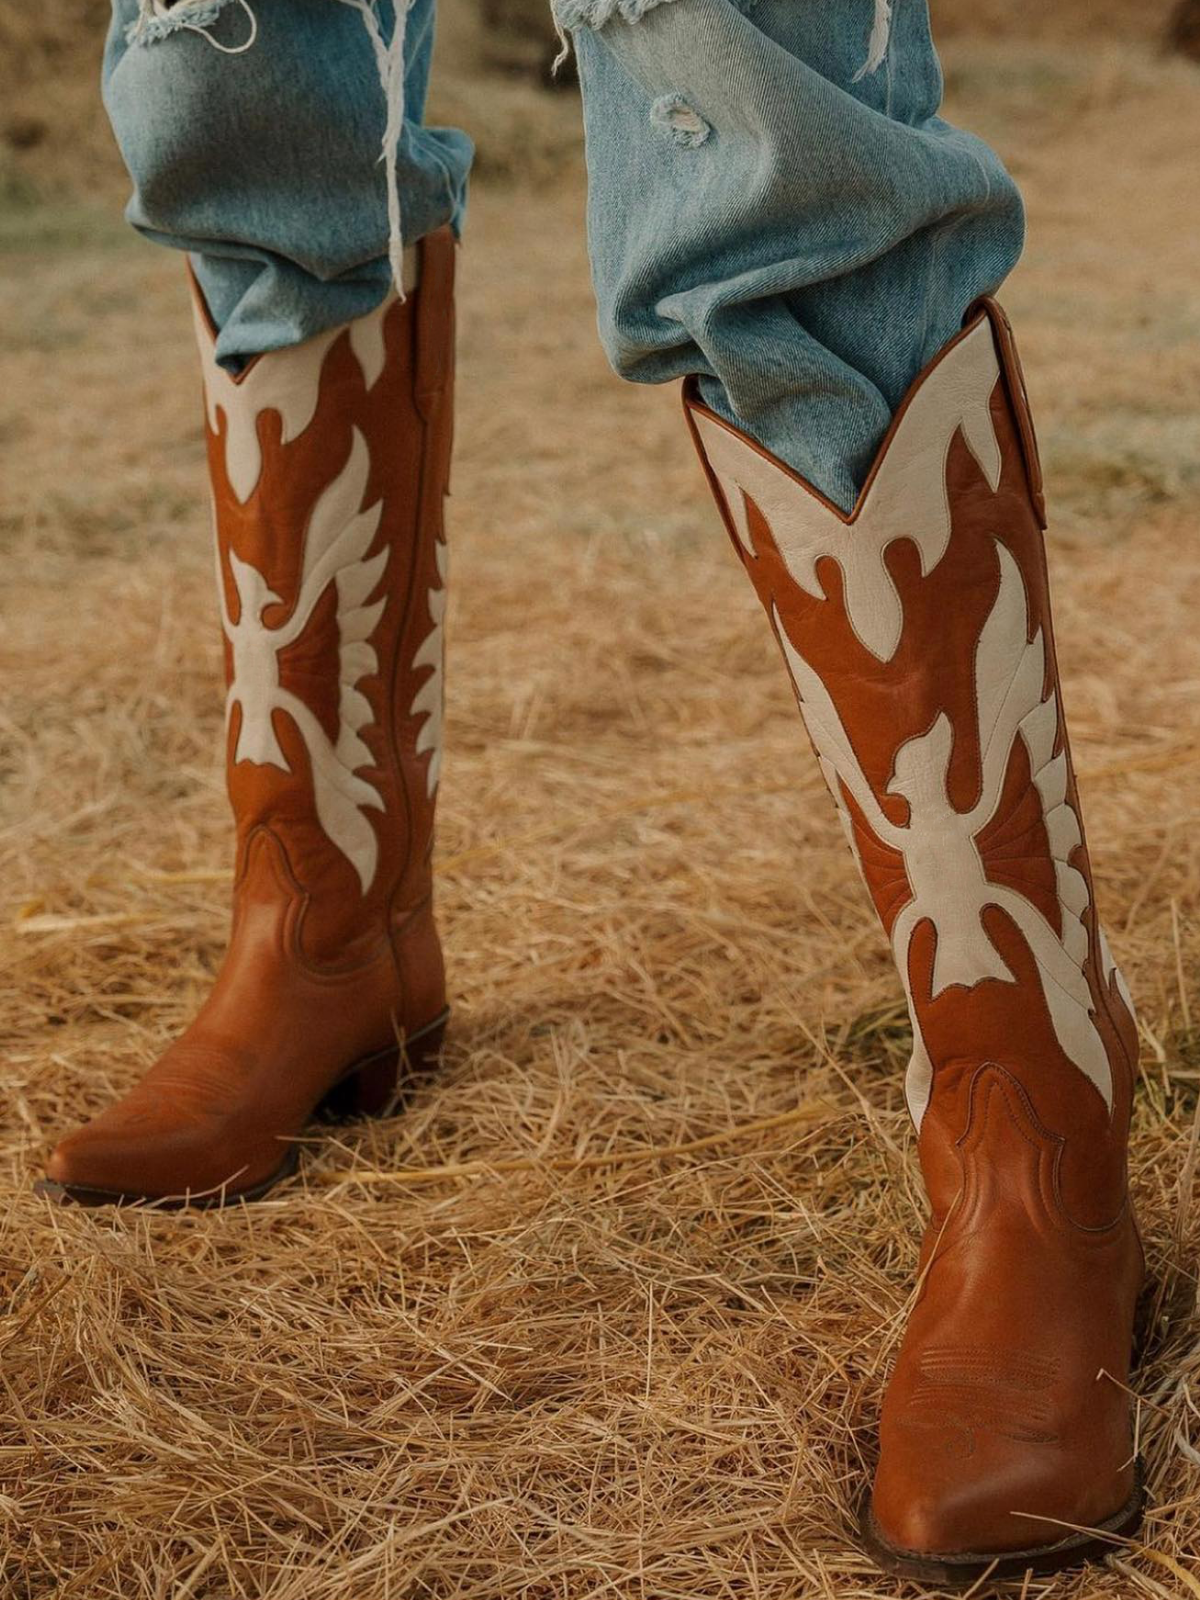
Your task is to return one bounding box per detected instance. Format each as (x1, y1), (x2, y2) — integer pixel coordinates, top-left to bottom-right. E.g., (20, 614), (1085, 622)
(685, 303), (1144, 1583)
(42, 228), (457, 1206)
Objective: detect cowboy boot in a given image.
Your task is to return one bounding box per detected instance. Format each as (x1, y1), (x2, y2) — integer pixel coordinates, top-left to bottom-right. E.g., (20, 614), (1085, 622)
(685, 303), (1143, 1583)
(42, 228), (457, 1205)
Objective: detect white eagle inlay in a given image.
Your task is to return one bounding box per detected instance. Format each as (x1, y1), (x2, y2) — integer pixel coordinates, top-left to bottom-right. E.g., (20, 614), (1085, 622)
(775, 539), (1113, 1126)
(219, 427), (388, 893)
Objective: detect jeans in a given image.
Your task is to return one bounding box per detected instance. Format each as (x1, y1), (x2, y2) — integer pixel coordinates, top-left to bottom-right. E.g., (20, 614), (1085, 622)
(102, 0), (1024, 509)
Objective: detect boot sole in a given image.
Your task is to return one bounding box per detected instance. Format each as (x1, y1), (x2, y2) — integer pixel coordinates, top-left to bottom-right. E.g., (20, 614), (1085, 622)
(857, 1462), (1144, 1587)
(34, 1009), (450, 1210)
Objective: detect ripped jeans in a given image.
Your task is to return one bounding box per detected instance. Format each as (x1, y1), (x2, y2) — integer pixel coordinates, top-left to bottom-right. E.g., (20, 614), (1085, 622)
(103, 0), (1024, 508)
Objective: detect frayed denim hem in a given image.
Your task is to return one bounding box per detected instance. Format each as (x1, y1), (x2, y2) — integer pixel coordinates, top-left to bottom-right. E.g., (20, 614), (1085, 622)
(554, 0), (893, 82)
(552, 0), (684, 31)
(125, 0), (254, 49)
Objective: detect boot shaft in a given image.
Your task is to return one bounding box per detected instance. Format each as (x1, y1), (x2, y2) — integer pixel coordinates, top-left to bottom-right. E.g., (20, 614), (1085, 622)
(685, 303), (1138, 1227)
(191, 229), (456, 968)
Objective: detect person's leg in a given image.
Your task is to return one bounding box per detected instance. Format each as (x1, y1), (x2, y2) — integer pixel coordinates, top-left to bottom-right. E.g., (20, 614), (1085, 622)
(564, 0), (1142, 1580)
(102, 0), (471, 363)
(43, 0), (465, 1204)
(564, 0), (1024, 510)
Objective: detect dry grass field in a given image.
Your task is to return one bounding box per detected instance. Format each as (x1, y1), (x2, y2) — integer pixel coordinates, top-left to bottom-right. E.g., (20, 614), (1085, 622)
(2, 6), (1200, 1598)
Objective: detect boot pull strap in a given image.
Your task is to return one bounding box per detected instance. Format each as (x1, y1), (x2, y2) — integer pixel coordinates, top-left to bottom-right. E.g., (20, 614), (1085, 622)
(973, 298), (1048, 530)
(414, 226), (457, 422)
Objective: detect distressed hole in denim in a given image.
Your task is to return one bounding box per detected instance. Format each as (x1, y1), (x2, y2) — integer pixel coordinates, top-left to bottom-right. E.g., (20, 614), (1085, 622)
(650, 93), (711, 149)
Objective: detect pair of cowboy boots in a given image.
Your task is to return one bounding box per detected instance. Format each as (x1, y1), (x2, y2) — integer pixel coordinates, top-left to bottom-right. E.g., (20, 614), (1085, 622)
(42, 242), (1142, 1582)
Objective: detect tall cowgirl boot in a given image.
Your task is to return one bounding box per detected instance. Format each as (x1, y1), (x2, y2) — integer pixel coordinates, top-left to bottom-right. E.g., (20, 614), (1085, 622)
(42, 228), (457, 1206)
(685, 303), (1143, 1583)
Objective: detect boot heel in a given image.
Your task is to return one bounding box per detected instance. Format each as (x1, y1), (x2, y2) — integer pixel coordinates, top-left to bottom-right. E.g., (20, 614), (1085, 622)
(319, 1010), (449, 1121)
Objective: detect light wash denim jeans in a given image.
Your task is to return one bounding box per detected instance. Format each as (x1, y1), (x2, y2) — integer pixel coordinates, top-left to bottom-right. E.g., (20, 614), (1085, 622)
(102, 0), (1024, 509)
